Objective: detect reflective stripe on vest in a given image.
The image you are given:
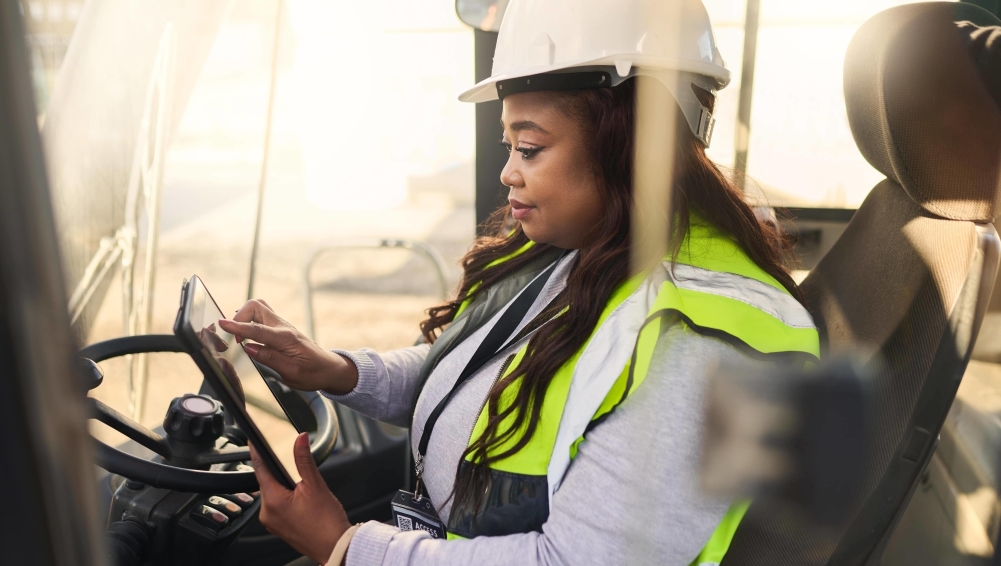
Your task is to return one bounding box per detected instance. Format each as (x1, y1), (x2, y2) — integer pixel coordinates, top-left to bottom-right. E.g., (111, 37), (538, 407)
(448, 217), (819, 562)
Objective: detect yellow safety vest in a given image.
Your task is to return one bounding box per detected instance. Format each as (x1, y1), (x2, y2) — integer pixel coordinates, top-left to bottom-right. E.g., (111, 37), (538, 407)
(435, 216), (819, 564)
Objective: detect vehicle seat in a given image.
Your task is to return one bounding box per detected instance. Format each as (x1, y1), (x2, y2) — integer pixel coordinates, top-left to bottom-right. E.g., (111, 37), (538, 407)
(972, 222), (1001, 364)
(722, 3), (1001, 565)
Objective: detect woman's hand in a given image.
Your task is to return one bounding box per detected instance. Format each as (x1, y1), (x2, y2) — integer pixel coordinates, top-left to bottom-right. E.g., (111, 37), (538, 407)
(249, 432), (352, 564)
(217, 299), (358, 395)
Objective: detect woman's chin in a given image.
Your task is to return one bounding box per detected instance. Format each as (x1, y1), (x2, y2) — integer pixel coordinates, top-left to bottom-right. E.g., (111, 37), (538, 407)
(520, 223), (548, 245)
(521, 225), (574, 249)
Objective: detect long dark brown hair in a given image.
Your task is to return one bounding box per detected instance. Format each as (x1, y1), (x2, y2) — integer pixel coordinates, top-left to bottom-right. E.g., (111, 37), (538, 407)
(420, 78), (801, 518)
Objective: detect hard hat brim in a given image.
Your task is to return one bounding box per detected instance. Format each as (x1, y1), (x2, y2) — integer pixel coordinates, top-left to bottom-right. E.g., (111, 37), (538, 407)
(458, 55), (732, 103)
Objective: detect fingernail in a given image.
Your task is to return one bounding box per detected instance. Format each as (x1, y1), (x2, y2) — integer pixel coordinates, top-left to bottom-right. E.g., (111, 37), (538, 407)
(244, 343), (259, 355)
(295, 432), (311, 453)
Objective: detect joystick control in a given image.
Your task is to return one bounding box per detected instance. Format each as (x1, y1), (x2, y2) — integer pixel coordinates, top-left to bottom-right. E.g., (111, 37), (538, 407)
(164, 394), (224, 445)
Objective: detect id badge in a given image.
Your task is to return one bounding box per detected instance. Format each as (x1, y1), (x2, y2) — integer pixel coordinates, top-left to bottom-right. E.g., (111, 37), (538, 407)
(391, 490), (446, 539)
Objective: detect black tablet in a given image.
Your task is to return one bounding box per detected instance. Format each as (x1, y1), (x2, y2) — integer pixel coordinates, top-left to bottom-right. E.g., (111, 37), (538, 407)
(174, 275), (300, 490)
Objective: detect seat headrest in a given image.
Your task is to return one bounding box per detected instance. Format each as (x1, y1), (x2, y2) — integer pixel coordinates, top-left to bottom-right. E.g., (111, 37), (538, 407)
(844, 3), (1001, 222)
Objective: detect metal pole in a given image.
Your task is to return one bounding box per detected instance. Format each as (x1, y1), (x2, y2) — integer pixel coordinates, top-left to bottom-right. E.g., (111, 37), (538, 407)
(247, 0), (283, 300)
(473, 29), (508, 233)
(631, 75), (676, 276)
(734, 0), (761, 190)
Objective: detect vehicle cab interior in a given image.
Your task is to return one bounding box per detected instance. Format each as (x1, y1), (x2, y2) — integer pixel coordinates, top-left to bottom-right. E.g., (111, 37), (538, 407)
(2, 1), (1001, 565)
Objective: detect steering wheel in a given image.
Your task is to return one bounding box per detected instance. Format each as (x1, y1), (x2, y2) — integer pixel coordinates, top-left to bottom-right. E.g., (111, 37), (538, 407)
(81, 334), (338, 493)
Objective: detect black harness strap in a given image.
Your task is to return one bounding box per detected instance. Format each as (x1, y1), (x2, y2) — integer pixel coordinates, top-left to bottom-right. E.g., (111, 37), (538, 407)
(417, 256), (563, 459)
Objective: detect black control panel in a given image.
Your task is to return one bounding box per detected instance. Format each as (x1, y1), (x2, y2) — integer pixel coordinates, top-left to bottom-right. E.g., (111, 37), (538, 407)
(184, 493), (258, 532)
(108, 478), (261, 566)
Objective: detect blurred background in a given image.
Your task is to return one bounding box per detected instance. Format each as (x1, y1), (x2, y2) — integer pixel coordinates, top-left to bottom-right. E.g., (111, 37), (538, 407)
(20, 0), (953, 441)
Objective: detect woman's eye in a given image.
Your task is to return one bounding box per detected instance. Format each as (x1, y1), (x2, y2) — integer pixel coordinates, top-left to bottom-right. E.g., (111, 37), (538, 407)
(516, 146), (542, 160)
(498, 139), (542, 160)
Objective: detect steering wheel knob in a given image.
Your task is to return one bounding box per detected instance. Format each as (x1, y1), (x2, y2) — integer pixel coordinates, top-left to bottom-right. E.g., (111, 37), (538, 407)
(180, 396), (216, 415)
(164, 394), (224, 445)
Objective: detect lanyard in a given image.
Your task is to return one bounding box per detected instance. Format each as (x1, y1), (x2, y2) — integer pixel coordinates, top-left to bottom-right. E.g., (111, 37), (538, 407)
(412, 255), (563, 500)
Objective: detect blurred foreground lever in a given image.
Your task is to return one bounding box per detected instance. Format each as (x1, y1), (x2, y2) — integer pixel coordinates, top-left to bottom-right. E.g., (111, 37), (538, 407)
(106, 516), (154, 566)
(701, 359), (866, 524)
(77, 357), (104, 391)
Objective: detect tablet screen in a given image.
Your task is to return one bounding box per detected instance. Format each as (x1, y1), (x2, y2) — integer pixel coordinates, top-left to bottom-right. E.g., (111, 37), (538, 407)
(187, 277), (302, 482)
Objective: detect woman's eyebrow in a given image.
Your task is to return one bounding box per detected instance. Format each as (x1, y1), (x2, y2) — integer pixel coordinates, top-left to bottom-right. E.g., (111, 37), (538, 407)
(500, 120), (550, 135)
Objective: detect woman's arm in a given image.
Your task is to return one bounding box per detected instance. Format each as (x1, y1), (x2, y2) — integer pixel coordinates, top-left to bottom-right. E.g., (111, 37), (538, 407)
(341, 324), (761, 566)
(323, 345), (430, 428)
(218, 299), (432, 427)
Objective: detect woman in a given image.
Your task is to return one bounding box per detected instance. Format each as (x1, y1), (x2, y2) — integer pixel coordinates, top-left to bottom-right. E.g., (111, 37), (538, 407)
(218, 1), (819, 564)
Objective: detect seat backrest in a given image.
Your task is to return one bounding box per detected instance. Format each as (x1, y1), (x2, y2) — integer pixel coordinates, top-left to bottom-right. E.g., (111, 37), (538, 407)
(971, 221), (1001, 362)
(722, 4), (1001, 565)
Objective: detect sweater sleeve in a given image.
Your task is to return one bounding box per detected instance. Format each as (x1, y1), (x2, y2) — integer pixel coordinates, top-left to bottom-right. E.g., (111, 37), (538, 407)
(321, 344), (430, 428)
(342, 324), (760, 566)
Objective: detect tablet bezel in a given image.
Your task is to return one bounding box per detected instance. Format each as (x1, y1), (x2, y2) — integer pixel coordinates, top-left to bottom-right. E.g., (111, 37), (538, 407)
(173, 274), (298, 491)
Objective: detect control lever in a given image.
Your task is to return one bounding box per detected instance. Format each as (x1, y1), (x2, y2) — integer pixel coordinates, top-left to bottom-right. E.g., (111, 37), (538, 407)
(106, 516), (155, 566)
(77, 358), (104, 391)
(701, 359), (866, 524)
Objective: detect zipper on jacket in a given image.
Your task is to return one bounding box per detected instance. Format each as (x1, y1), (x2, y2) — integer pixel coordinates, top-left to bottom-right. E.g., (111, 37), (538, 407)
(464, 352), (516, 450)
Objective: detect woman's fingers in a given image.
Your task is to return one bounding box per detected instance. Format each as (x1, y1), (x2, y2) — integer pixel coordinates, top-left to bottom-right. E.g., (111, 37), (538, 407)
(241, 344), (295, 378)
(216, 300), (337, 392)
(233, 299), (279, 326)
(248, 435), (350, 562)
(292, 432), (324, 488)
(218, 318), (285, 345)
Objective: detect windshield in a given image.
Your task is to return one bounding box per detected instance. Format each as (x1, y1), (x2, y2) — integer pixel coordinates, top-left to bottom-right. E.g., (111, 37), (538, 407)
(700, 0), (961, 209)
(27, 0), (469, 434)
(23, 0), (953, 434)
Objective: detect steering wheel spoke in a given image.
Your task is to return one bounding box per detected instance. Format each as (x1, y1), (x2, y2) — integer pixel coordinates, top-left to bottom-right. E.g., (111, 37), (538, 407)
(195, 445), (251, 466)
(89, 397), (172, 459)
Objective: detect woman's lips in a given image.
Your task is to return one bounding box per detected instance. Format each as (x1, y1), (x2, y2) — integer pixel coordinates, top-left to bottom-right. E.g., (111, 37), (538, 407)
(510, 199), (535, 220)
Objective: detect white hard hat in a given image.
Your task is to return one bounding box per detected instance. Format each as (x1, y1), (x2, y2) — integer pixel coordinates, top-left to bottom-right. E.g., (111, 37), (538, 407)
(459, 0), (731, 146)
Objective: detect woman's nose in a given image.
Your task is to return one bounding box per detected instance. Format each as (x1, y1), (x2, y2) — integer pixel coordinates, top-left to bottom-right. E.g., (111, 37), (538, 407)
(500, 153), (523, 189)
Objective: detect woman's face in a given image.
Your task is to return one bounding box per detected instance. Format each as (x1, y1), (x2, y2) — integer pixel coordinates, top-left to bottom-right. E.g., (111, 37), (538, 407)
(500, 92), (604, 249)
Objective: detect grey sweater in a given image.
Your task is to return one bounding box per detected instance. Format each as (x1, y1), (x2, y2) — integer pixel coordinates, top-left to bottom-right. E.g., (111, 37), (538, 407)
(325, 253), (758, 566)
